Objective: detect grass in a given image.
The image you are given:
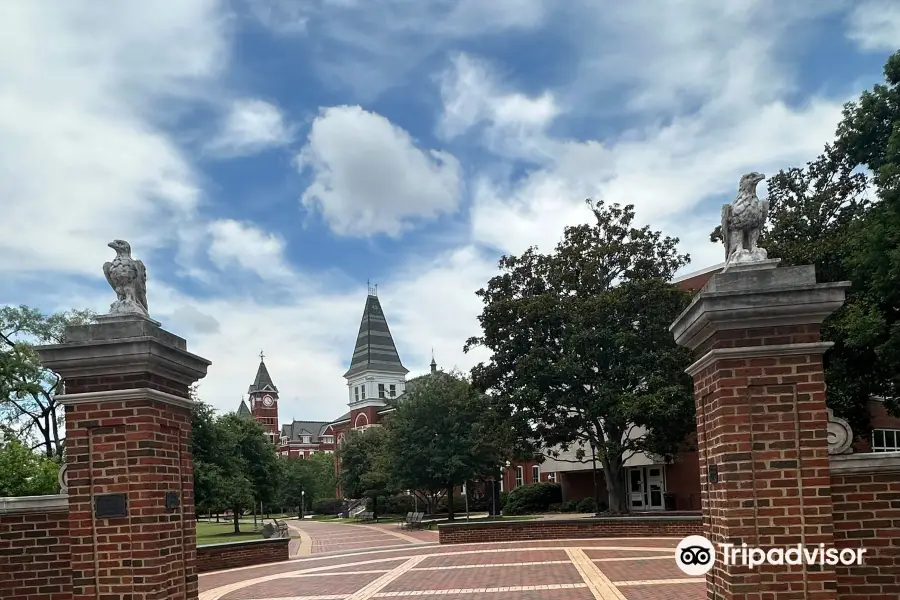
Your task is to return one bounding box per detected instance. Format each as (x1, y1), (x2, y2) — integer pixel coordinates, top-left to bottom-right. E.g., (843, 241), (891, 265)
(196, 520), (264, 546)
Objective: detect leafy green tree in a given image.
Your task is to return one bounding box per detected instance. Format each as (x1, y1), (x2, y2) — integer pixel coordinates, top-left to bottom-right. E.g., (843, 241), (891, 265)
(216, 413), (280, 533)
(466, 200), (695, 514)
(0, 305), (96, 457)
(0, 436), (60, 496)
(278, 457), (315, 516)
(303, 452), (338, 502)
(382, 370), (516, 520)
(707, 51), (900, 432)
(337, 427), (394, 518)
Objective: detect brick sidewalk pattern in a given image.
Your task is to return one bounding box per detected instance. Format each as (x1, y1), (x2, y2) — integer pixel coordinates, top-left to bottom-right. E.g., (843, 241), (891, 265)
(199, 526), (704, 600)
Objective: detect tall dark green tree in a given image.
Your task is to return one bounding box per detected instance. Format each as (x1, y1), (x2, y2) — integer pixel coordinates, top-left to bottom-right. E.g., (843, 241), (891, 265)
(0, 305), (96, 457)
(382, 370), (516, 520)
(337, 427), (393, 518)
(466, 200), (695, 514)
(707, 50), (900, 433)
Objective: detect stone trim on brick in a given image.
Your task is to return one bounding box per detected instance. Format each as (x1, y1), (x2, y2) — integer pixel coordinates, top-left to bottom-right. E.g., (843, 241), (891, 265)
(0, 494), (68, 515)
(437, 516), (702, 544)
(830, 451), (900, 475)
(55, 386), (195, 410)
(685, 341), (834, 376)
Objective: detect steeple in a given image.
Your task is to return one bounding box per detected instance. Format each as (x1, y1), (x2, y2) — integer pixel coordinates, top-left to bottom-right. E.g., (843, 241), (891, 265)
(248, 351), (278, 393)
(344, 288), (408, 378)
(430, 349), (437, 373)
(237, 396), (252, 419)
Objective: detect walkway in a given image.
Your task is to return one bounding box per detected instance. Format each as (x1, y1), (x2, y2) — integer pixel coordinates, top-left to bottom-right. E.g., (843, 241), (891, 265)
(287, 520), (438, 556)
(199, 536), (704, 600)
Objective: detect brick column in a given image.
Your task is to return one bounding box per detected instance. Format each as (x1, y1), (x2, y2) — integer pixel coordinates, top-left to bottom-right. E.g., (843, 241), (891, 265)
(670, 263), (849, 599)
(37, 314), (210, 600)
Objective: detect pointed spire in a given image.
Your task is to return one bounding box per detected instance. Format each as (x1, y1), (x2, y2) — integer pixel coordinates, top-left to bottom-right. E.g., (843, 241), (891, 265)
(344, 290), (408, 378)
(248, 353), (278, 394)
(430, 348), (437, 373)
(237, 396), (252, 419)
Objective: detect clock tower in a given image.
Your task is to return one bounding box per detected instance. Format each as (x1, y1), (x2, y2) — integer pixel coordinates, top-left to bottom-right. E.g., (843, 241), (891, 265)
(248, 351), (279, 444)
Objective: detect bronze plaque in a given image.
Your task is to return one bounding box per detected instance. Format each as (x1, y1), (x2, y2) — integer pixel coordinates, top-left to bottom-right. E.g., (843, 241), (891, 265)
(95, 493), (127, 518)
(165, 492), (180, 510)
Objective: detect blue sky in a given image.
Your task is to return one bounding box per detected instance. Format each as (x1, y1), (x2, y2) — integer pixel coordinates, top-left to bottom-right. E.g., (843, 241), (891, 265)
(0, 0), (897, 422)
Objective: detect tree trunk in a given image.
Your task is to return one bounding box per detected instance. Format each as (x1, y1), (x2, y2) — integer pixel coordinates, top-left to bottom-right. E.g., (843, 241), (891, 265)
(590, 448), (602, 516)
(446, 487), (455, 521)
(232, 507), (241, 534)
(601, 454), (627, 515)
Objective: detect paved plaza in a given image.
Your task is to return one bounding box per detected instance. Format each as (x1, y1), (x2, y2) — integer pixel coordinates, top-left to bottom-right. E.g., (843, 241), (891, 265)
(200, 521), (703, 600)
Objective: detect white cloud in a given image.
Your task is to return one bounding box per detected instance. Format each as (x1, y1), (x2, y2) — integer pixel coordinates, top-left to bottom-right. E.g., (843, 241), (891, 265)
(297, 105), (463, 237)
(846, 0), (900, 51)
(0, 0), (231, 276)
(438, 53), (560, 145)
(206, 99), (294, 157)
(207, 219), (294, 281)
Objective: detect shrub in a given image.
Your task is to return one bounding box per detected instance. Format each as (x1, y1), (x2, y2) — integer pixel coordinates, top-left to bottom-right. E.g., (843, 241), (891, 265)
(375, 494), (416, 515)
(502, 483), (562, 515)
(311, 498), (343, 515)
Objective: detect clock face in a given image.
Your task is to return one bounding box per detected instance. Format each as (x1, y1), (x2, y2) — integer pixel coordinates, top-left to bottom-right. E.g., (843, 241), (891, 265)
(262, 395), (274, 407)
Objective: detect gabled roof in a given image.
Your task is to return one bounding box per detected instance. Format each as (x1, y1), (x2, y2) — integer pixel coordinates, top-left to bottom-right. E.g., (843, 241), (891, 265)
(343, 293), (409, 378)
(237, 399), (252, 419)
(248, 359), (278, 394)
(279, 420), (333, 441)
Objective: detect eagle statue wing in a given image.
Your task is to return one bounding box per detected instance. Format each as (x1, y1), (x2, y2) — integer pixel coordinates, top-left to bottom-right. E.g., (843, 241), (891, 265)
(134, 259), (148, 312)
(103, 261), (114, 290)
(720, 203), (732, 260)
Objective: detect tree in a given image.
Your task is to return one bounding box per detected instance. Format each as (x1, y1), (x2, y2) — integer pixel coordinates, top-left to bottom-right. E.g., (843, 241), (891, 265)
(466, 200), (695, 514)
(382, 370), (516, 520)
(216, 413), (280, 533)
(337, 427), (394, 518)
(706, 50), (900, 432)
(0, 436), (60, 496)
(0, 305), (96, 457)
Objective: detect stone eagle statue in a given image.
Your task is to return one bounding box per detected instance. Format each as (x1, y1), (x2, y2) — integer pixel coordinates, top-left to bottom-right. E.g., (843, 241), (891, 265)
(102, 239), (149, 318)
(721, 172), (768, 266)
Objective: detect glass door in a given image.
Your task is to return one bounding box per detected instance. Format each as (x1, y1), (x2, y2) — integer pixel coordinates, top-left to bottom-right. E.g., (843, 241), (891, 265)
(628, 469), (644, 509)
(646, 467), (664, 509)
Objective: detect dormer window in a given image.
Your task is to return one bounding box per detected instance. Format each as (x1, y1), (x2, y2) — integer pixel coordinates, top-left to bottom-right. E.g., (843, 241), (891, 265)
(354, 387), (359, 402)
(389, 384), (396, 397)
(360, 385), (366, 400)
(302, 436), (311, 444)
(378, 384), (385, 398)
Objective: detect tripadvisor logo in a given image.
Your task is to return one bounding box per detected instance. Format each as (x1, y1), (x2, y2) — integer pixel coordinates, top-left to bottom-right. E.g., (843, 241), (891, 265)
(675, 536), (867, 576)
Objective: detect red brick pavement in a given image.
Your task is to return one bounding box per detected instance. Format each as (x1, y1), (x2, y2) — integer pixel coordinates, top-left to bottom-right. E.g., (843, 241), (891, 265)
(200, 537), (705, 600)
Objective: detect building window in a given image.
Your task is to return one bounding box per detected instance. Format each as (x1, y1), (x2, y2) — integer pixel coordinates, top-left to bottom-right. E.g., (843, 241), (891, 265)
(516, 466), (524, 488)
(389, 384), (396, 397)
(322, 436), (333, 443)
(547, 472), (556, 483)
(302, 436), (310, 444)
(872, 429), (900, 452)
(361, 385), (366, 400)
(532, 465), (540, 483)
(378, 383), (386, 398)
(354, 387), (359, 402)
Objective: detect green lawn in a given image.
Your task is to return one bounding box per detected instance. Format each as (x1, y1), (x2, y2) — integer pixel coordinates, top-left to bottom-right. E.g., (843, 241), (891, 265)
(196, 521), (264, 546)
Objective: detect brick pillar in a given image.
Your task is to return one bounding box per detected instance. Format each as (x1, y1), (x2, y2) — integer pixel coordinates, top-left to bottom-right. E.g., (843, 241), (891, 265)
(37, 314), (210, 600)
(670, 263), (849, 599)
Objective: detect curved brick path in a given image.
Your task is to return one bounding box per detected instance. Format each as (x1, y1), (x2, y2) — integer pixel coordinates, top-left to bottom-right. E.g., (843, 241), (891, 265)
(199, 528), (704, 600)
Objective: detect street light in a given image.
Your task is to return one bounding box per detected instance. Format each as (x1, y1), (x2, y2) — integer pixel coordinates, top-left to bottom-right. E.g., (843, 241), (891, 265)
(407, 490), (418, 513)
(300, 490), (305, 520)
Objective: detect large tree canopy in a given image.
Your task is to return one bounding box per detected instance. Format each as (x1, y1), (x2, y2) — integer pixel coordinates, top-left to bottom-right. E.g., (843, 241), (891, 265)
(708, 50), (900, 434)
(466, 200), (695, 514)
(0, 305), (96, 457)
(382, 370), (516, 519)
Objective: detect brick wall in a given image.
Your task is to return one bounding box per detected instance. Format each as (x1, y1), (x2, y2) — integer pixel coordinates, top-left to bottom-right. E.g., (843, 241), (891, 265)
(438, 516), (701, 544)
(196, 538), (290, 573)
(831, 470), (900, 599)
(0, 505), (72, 600)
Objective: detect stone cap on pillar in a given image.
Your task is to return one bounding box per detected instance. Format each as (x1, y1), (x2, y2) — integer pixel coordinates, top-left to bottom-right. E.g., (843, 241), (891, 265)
(669, 263), (850, 351)
(35, 314), (211, 393)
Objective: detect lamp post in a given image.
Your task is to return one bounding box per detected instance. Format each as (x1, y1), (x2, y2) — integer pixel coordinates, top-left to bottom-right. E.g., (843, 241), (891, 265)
(407, 490), (418, 513)
(463, 482), (470, 521)
(300, 490), (305, 520)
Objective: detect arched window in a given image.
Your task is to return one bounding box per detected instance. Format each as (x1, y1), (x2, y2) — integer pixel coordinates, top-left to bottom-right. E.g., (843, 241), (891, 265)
(354, 412), (369, 428)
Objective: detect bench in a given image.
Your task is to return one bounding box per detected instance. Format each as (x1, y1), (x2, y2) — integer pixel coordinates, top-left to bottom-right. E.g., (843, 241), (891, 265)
(274, 519), (289, 538)
(400, 511), (424, 529)
(355, 511), (375, 522)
